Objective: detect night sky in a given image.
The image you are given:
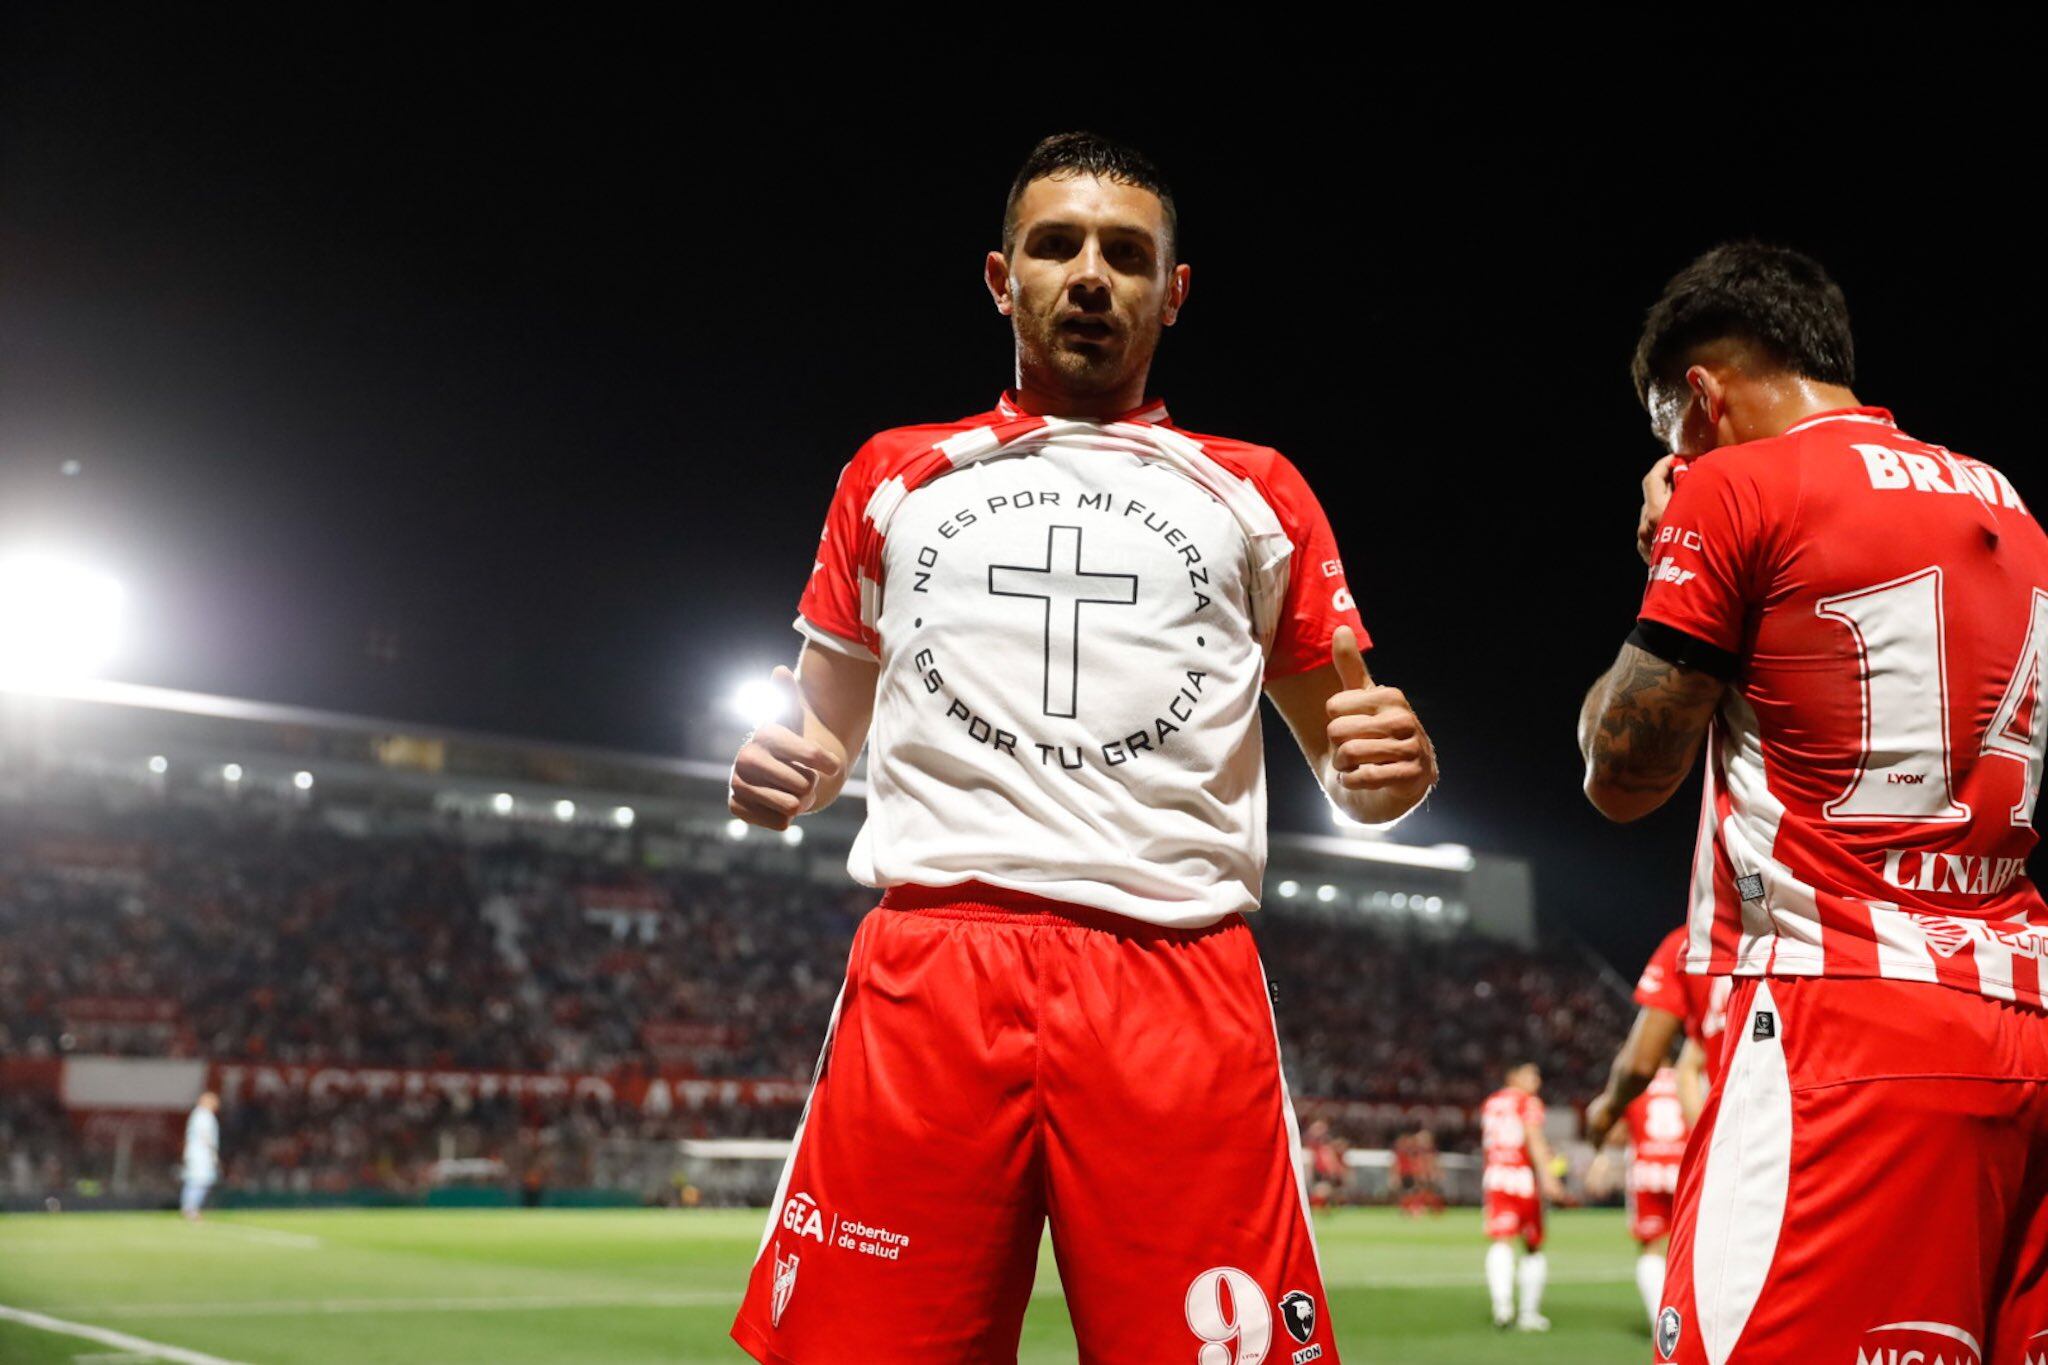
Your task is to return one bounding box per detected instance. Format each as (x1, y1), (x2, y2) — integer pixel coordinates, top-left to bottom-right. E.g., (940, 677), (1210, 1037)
(4, 14), (2042, 970)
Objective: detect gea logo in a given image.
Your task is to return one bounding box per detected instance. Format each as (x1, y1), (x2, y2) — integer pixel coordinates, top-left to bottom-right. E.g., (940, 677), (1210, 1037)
(1855, 1321), (1981, 1365)
(780, 1191), (826, 1242)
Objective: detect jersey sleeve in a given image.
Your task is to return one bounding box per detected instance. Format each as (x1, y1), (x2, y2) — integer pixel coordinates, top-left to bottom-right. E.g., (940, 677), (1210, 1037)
(1262, 453), (1370, 680)
(793, 441), (880, 661)
(1633, 453), (1776, 680)
(1633, 927), (1690, 1016)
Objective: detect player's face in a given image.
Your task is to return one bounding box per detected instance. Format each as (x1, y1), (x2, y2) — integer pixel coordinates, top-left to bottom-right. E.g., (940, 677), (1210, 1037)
(1648, 380), (1719, 459)
(997, 175), (1185, 398)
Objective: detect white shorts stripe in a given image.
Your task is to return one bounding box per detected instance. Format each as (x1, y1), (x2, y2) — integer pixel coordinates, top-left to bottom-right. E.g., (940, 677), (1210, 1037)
(1690, 981), (1793, 1365)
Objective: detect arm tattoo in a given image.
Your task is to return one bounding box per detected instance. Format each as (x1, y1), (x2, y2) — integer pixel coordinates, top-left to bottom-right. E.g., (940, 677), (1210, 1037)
(1580, 643), (1724, 797)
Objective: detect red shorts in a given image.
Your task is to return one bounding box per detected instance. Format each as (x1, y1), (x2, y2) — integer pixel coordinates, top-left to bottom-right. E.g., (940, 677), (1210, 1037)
(1482, 1178), (1544, 1250)
(1658, 975), (2048, 1364)
(1627, 1185), (1674, 1245)
(732, 884), (1335, 1365)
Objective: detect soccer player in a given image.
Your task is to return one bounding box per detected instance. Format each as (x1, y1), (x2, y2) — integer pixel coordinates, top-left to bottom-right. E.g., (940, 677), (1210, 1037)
(726, 132), (1437, 1363)
(1584, 922), (1730, 1145)
(1579, 242), (2048, 1362)
(180, 1091), (219, 1222)
(1479, 1062), (1565, 1332)
(1587, 1066), (1689, 1330)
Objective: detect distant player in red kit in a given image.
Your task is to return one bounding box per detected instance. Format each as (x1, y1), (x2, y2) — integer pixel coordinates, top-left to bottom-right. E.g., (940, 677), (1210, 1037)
(726, 133), (1438, 1363)
(1588, 1066), (1690, 1329)
(1587, 922), (1730, 1138)
(1581, 242), (2048, 1363)
(1480, 1062), (1565, 1332)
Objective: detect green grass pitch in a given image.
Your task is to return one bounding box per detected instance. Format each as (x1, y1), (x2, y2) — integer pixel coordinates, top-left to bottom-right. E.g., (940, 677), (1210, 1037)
(0, 1206), (1656, 1363)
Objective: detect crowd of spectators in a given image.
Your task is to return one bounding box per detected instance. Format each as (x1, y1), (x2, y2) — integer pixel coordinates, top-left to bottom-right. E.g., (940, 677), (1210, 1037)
(0, 777), (1629, 1199)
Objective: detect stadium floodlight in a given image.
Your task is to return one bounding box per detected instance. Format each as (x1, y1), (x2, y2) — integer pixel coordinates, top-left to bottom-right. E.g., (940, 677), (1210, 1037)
(1316, 884), (1338, 903)
(147, 755), (168, 775)
(553, 799), (576, 822)
(1392, 892), (1409, 910)
(612, 805), (635, 828)
(491, 792), (515, 815)
(293, 771), (315, 791)
(727, 677), (793, 728)
(782, 824), (804, 847)
(0, 551), (124, 688)
(1276, 879), (1300, 899)
(1424, 895), (1444, 913)
(221, 763), (243, 783)
(724, 817), (748, 841)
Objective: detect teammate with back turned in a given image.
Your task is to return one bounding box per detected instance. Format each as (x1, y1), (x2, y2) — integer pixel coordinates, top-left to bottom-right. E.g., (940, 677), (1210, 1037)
(724, 132), (1438, 1364)
(1479, 1062), (1566, 1333)
(1579, 242), (2048, 1363)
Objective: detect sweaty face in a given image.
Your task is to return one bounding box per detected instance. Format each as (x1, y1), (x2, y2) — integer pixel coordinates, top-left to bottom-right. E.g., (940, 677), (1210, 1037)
(1003, 174), (1175, 398)
(1648, 381), (1719, 458)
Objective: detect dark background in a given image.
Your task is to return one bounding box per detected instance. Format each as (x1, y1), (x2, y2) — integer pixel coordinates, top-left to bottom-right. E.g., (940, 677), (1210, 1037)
(4, 13), (2042, 972)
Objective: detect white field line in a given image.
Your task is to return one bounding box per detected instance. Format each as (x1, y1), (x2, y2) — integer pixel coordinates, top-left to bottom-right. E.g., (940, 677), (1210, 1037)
(195, 1224), (323, 1250)
(0, 1303), (248, 1365)
(45, 1270), (1636, 1321)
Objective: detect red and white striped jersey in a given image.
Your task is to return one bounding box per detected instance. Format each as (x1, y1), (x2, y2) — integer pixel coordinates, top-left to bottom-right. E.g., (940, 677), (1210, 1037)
(1633, 924), (1733, 1086)
(1621, 1067), (1688, 1194)
(1480, 1087), (1543, 1175)
(797, 394), (1366, 927)
(1637, 407), (2048, 1007)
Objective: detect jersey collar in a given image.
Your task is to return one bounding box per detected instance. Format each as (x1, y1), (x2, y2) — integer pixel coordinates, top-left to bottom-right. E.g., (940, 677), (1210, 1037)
(995, 390), (1171, 425)
(1783, 406), (1896, 436)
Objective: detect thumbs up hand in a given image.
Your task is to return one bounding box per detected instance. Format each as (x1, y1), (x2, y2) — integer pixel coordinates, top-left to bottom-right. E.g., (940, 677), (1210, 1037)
(1324, 626), (1435, 806)
(728, 665), (842, 832)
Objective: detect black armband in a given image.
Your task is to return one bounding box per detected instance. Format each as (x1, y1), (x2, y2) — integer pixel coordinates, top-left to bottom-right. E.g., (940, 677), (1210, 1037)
(1626, 619), (1739, 683)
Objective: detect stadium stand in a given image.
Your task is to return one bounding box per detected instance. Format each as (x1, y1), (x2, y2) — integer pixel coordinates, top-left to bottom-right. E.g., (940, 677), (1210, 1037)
(0, 684), (1628, 1208)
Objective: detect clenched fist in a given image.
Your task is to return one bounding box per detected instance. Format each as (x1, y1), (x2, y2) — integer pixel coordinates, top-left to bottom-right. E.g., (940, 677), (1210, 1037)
(1325, 626), (1435, 800)
(728, 666), (842, 832)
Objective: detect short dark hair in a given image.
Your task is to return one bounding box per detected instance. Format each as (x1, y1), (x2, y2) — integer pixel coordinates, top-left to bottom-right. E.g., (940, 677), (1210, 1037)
(1631, 242), (1855, 408)
(1002, 131), (1177, 261)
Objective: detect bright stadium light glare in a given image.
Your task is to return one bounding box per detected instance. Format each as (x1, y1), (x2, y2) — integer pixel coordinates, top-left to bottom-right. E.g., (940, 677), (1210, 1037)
(293, 771), (315, 791)
(0, 551), (124, 687)
(727, 677), (792, 728)
(1316, 884), (1338, 904)
(724, 818), (748, 841)
(147, 755), (168, 775)
(221, 763), (243, 783)
(782, 824), (804, 847)
(1276, 879), (1300, 899)
(491, 792), (515, 815)
(553, 799), (576, 822)
(1392, 893), (1409, 910)
(612, 805), (635, 828)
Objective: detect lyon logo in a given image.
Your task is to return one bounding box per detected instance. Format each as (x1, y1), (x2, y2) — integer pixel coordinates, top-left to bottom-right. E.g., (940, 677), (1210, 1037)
(1857, 1320), (1982, 1365)
(1656, 1306), (1681, 1359)
(1279, 1290), (1317, 1344)
(780, 1191), (826, 1242)
(771, 1243), (799, 1328)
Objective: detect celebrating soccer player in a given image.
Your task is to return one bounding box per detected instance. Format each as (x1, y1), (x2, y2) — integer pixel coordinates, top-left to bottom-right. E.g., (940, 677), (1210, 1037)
(1479, 1062), (1565, 1332)
(726, 133), (1436, 1363)
(1580, 242), (2048, 1362)
(1585, 923), (1729, 1143)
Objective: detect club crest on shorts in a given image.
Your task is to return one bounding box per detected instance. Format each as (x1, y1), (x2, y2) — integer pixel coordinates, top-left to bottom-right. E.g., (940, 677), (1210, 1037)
(771, 1243), (800, 1328)
(1656, 1306), (1681, 1359)
(1279, 1290), (1317, 1344)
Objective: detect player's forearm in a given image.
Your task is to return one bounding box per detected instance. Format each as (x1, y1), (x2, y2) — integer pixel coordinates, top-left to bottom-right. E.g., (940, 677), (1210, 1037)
(1579, 644), (1720, 822)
